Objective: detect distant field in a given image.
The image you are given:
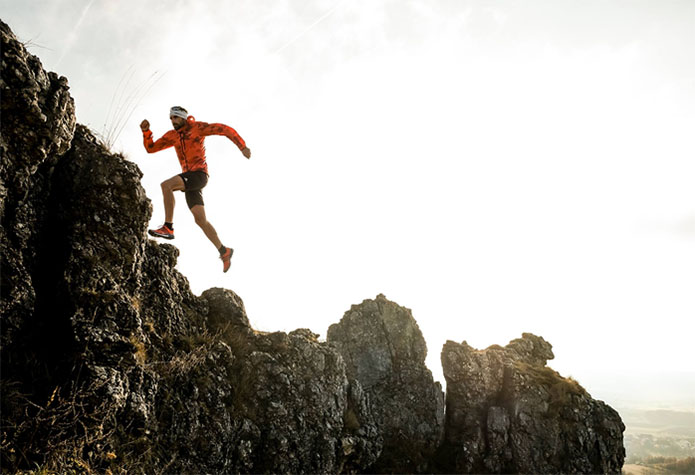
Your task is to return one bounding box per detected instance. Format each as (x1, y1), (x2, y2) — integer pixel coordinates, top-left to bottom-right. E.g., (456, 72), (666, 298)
(620, 407), (695, 438)
(622, 463), (667, 474)
(619, 407), (695, 465)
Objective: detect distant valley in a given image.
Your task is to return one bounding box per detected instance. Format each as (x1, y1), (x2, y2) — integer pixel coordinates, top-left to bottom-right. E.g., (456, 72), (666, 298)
(619, 407), (695, 463)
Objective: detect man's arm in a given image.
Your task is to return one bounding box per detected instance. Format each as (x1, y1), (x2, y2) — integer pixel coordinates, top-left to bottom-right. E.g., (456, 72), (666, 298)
(140, 119), (176, 153)
(197, 121), (251, 159)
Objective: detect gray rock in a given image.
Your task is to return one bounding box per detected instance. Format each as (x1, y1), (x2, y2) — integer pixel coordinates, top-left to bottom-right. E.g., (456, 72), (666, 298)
(1, 18), (76, 351)
(328, 294), (445, 472)
(440, 335), (625, 473)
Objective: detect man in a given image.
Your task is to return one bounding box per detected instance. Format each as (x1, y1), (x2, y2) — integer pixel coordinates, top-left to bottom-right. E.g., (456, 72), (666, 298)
(139, 106), (251, 273)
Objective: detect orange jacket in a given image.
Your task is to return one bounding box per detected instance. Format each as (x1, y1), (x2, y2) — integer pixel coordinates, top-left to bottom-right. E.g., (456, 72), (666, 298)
(142, 117), (246, 174)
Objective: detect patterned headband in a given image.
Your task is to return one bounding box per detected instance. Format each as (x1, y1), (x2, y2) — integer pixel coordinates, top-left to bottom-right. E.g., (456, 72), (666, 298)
(170, 106), (188, 119)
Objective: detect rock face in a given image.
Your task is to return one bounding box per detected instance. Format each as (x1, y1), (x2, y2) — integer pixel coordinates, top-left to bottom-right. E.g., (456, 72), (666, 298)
(327, 295), (445, 472)
(0, 19), (624, 473)
(440, 334), (625, 473)
(1, 18), (76, 355)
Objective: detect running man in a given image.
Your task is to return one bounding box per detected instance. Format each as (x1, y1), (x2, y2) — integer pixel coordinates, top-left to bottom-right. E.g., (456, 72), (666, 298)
(140, 106), (251, 273)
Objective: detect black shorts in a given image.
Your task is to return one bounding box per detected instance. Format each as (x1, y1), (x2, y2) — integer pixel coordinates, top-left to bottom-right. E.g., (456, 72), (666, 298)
(179, 171), (208, 209)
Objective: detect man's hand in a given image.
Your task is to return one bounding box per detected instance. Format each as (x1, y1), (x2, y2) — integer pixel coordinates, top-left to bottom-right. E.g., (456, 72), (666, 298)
(242, 147), (251, 159)
(140, 119), (150, 132)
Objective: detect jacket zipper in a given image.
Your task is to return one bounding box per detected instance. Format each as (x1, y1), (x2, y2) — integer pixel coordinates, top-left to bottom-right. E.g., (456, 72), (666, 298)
(179, 133), (188, 172)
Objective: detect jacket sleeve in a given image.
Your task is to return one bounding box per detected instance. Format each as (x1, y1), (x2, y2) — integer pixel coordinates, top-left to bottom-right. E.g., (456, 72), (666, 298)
(143, 129), (177, 153)
(196, 121), (246, 150)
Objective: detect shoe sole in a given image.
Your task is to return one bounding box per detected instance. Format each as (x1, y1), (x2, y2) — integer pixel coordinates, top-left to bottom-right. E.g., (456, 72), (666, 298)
(148, 230), (175, 240)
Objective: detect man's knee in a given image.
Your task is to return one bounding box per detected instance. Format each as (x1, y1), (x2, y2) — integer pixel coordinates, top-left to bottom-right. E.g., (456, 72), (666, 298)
(161, 176), (183, 192)
(191, 207), (207, 226)
(194, 215), (207, 227)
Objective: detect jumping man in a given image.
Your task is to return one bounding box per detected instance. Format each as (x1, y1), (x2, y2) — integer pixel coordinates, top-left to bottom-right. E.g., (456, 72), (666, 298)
(140, 106), (251, 273)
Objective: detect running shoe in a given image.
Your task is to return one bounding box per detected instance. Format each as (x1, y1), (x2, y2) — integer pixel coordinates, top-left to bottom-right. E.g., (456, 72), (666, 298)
(220, 247), (234, 273)
(148, 224), (174, 240)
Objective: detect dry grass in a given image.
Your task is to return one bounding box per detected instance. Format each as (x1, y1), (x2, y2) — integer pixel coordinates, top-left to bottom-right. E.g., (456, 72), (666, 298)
(513, 361), (588, 413)
(129, 334), (147, 366)
(0, 379), (118, 473)
(97, 67), (164, 151)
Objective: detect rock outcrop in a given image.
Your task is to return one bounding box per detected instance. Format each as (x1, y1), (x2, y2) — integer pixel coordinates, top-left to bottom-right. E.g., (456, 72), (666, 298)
(440, 334), (625, 473)
(1, 17), (77, 354)
(328, 294), (445, 473)
(0, 19), (624, 473)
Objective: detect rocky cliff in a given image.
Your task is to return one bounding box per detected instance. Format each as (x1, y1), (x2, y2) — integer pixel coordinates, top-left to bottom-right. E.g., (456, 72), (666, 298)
(0, 20), (624, 473)
(439, 335), (625, 473)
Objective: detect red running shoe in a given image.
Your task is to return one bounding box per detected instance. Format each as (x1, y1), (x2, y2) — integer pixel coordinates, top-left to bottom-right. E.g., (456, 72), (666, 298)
(148, 224), (174, 240)
(220, 247), (234, 273)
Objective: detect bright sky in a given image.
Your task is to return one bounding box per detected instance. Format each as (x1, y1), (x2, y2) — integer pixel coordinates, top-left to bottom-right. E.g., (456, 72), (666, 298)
(3, 0), (694, 408)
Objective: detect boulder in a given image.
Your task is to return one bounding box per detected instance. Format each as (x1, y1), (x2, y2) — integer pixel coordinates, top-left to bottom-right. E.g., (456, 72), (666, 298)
(440, 334), (625, 473)
(328, 294), (445, 472)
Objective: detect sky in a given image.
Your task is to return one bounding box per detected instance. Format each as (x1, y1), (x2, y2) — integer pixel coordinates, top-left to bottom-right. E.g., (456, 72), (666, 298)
(2, 0), (694, 409)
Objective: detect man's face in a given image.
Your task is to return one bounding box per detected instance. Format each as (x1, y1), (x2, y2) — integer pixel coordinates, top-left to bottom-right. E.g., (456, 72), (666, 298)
(170, 115), (186, 130)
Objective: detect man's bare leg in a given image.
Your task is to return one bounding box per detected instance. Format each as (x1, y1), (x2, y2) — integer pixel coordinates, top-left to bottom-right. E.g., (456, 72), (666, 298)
(161, 175), (185, 223)
(190, 204), (223, 249)
(191, 204), (233, 272)
(148, 175), (185, 239)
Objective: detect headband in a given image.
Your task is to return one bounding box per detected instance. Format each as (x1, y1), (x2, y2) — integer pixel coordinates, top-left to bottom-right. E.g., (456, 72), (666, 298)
(170, 106), (188, 120)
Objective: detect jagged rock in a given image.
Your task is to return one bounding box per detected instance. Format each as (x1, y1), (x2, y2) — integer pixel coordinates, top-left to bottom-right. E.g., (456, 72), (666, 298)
(440, 334), (626, 473)
(202, 287), (252, 331)
(328, 294), (445, 473)
(222, 328), (381, 473)
(0, 19), (76, 350)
